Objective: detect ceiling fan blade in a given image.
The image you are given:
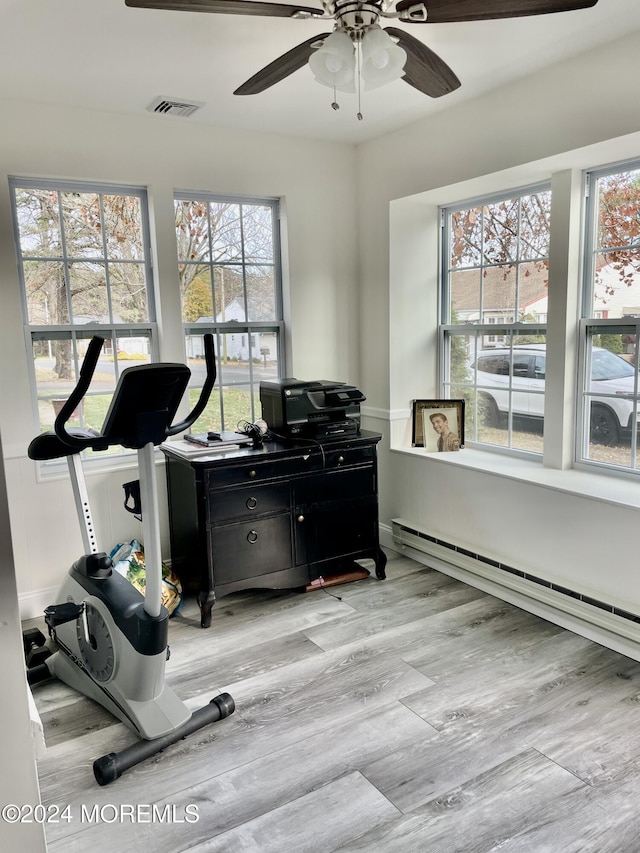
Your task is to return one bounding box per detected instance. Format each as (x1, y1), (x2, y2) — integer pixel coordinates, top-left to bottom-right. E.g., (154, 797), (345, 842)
(125, 0), (323, 19)
(234, 33), (331, 95)
(385, 27), (460, 97)
(395, 0), (598, 24)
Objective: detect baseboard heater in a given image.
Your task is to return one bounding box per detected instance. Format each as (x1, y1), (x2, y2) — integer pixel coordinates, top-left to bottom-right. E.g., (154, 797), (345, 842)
(391, 516), (640, 649)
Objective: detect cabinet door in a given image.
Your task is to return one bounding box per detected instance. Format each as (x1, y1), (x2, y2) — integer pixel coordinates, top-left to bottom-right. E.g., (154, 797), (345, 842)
(295, 494), (378, 565)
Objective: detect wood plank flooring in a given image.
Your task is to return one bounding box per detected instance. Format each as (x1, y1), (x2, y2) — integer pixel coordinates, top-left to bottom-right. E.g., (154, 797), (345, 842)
(28, 553), (640, 852)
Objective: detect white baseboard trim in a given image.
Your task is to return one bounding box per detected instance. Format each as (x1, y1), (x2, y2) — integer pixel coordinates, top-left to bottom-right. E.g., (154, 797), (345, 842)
(19, 586), (58, 622)
(390, 516), (640, 662)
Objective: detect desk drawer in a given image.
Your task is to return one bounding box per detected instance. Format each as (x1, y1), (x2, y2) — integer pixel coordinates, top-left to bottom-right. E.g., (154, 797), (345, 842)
(323, 444), (374, 470)
(209, 514), (293, 584)
(208, 482), (290, 524)
(206, 454), (317, 489)
(294, 466), (375, 506)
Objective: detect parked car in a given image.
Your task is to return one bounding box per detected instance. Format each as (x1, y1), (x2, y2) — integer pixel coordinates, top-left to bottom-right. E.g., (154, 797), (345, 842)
(471, 344), (638, 444)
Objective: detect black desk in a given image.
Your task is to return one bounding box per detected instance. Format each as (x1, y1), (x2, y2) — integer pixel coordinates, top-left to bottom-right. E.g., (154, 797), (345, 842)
(162, 431), (386, 627)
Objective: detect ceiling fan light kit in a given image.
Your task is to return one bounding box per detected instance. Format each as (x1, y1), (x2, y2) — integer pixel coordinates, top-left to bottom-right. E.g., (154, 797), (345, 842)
(309, 29), (356, 91)
(360, 27), (407, 89)
(125, 0), (600, 119)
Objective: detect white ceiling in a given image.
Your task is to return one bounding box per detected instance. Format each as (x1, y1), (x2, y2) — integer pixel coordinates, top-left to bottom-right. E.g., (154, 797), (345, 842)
(1, 0), (639, 145)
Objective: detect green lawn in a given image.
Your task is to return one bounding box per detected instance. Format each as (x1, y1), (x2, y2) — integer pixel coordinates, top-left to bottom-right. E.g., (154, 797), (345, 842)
(43, 386), (257, 436)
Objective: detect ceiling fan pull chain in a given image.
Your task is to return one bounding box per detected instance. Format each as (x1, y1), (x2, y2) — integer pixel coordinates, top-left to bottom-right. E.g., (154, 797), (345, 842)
(356, 40), (363, 121)
(331, 84), (339, 111)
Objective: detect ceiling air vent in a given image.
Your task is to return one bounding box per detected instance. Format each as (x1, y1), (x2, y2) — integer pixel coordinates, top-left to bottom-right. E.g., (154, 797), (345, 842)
(146, 97), (205, 118)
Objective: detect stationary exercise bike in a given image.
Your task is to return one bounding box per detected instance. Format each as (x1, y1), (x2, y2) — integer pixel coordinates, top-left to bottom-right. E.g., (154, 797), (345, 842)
(27, 334), (234, 785)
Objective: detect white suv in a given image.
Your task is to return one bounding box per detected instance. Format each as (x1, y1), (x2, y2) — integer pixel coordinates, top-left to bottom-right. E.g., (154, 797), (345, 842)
(472, 344), (638, 445)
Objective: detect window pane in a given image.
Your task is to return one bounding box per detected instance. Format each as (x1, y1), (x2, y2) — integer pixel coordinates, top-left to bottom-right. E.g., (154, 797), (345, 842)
(519, 192), (552, 260)
(444, 330), (546, 455)
(592, 251), (640, 319)
(180, 264), (213, 323)
(14, 188), (62, 257)
(450, 269), (480, 324)
(246, 265), (276, 321)
(596, 169), (640, 250)
(211, 203), (243, 262)
(23, 260), (68, 325)
(450, 207), (482, 269)
(69, 261), (108, 323)
(582, 328), (639, 468)
(175, 200), (211, 262)
(109, 263), (149, 323)
(483, 199), (519, 264)
(103, 194), (145, 260)
(242, 205), (274, 263)
(588, 169), (640, 318)
(214, 265), (245, 320)
(518, 261), (549, 322)
(485, 264), (517, 320)
(60, 191), (103, 258)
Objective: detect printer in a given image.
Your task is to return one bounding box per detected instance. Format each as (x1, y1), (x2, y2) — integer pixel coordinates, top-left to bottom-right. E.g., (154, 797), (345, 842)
(259, 378), (366, 440)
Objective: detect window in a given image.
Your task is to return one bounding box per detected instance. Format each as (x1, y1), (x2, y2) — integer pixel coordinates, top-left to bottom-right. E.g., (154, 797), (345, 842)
(10, 178), (156, 448)
(175, 194), (283, 432)
(440, 185), (551, 454)
(580, 161), (640, 471)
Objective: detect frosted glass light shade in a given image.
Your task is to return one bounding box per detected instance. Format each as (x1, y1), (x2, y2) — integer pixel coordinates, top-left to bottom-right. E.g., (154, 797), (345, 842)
(361, 28), (407, 90)
(309, 31), (356, 93)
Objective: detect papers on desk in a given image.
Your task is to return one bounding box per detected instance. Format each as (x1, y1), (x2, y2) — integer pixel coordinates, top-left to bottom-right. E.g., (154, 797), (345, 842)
(162, 439), (243, 457)
(185, 431), (253, 448)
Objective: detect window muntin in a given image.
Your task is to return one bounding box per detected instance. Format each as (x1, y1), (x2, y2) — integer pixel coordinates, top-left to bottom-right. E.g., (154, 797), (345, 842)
(175, 195), (283, 432)
(11, 179), (155, 446)
(441, 185), (551, 455)
(580, 162), (640, 472)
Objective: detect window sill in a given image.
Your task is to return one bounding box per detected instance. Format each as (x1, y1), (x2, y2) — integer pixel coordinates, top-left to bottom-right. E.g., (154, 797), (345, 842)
(34, 449), (144, 483)
(390, 442), (640, 512)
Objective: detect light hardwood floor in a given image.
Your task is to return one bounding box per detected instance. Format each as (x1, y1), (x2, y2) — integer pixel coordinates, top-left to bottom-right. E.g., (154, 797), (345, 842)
(29, 552), (640, 852)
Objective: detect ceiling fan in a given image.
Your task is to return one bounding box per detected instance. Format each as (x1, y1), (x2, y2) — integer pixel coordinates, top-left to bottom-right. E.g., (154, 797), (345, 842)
(125, 0), (599, 110)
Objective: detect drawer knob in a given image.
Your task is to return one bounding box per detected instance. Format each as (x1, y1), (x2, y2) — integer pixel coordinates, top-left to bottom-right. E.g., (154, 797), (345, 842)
(248, 469), (257, 478)
(247, 530), (258, 544)
(297, 514), (305, 523)
(337, 455), (345, 464)
(246, 496), (258, 510)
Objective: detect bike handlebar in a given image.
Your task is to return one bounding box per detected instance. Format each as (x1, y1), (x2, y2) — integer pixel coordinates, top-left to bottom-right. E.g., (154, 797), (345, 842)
(166, 333), (216, 436)
(51, 334), (216, 453)
(53, 337), (107, 452)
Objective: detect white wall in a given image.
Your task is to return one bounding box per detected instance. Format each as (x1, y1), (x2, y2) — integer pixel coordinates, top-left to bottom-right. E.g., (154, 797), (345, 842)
(0, 428), (46, 851)
(0, 100), (359, 613)
(358, 30), (640, 615)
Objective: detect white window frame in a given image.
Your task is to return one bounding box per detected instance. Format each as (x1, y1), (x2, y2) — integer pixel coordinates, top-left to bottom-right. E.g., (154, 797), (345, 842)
(174, 192), (284, 428)
(578, 157), (640, 473)
(439, 182), (551, 456)
(10, 177), (157, 463)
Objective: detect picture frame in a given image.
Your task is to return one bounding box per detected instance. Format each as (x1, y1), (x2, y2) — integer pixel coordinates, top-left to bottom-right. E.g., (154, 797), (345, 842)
(411, 399), (465, 451)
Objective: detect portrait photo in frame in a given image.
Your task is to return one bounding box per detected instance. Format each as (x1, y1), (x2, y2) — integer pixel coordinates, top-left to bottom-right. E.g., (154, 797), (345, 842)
(411, 399), (465, 452)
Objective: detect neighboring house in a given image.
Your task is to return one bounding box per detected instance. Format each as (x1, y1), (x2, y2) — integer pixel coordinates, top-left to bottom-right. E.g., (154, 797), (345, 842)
(187, 297), (277, 363)
(451, 264), (549, 347)
(452, 261), (640, 343)
(594, 263), (640, 319)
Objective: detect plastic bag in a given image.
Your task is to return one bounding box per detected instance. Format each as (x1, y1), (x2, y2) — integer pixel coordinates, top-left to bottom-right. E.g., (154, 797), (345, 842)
(110, 539), (183, 616)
